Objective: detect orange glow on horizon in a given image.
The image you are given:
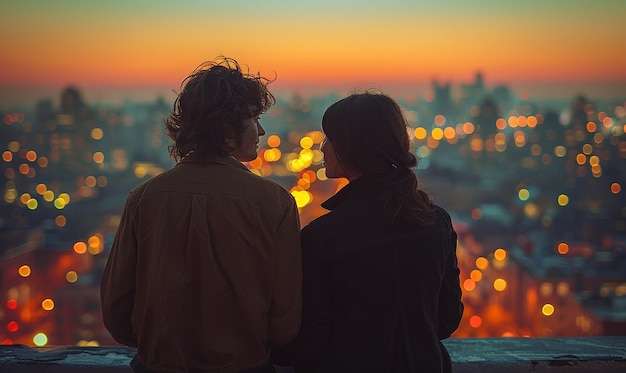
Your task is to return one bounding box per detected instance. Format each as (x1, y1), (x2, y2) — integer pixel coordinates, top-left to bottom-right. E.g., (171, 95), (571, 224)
(1, 2), (625, 105)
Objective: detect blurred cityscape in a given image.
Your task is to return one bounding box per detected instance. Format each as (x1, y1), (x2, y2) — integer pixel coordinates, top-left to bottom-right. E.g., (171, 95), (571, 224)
(1, 73), (625, 347)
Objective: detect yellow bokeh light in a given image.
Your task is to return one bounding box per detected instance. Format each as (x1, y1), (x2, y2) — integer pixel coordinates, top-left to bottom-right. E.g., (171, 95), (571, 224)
(518, 188), (530, 201)
(297, 178), (311, 190)
(554, 146), (567, 158)
(18, 265), (31, 277)
(462, 122), (475, 134)
(8, 141), (20, 152)
(43, 190), (54, 202)
(73, 242), (87, 254)
(20, 193), (31, 204)
(291, 190), (312, 208)
(299, 148), (314, 162)
(524, 202), (539, 219)
(85, 175), (97, 187)
(2, 151), (12, 162)
(312, 150), (324, 164)
(54, 198), (66, 209)
(93, 152), (105, 164)
(59, 193), (70, 204)
(542, 303), (555, 316)
(27, 198), (38, 210)
(470, 270), (482, 282)
(431, 127), (444, 141)
(300, 136), (314, 149)
(463, 279), (476, 291)
(495, 118), (507, 130)
(36, 183), (47, 194)
(493, 278), (507, 291)
(41, 298), (55, 311)
(476, 257), (489, 270)
(263, 148), (282, 162)
(267, 134), (281, 147)
(88, 235), (103, 255)
(557, 194), (569, 206)
(414, 127), (427, 140)
(5, 189), (18, 203)
(443, 127), (456, 140)
(26, 150), (37, 162)
(91, 128), (104, 140)
(134, 166), (147, 178)
(88, 235), (101, 248)
(494, 248), (507, 261)
(55, 215), (67, 227)
(33, 333), (48, 347)
(249, 156), (263, 169)
(611, 183), (621, 194)
(66, 271), (78, 283)
(316, 168), (328, 181)
(586, 121), (597, 133)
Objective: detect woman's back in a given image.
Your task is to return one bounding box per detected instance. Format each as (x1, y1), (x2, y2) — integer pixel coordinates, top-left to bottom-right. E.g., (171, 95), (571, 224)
(291, 175), (462, 372)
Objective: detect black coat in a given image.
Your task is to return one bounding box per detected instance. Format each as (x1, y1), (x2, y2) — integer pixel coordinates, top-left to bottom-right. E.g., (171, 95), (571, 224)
(273, 174), (464, 372)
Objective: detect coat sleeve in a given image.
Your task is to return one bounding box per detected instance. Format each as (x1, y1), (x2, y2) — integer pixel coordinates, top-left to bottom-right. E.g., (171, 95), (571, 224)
(437, 210), (464, 339)
(100, 194), (138, 347)
(272, 223), (333, 366)
(268, 196), (303, 348)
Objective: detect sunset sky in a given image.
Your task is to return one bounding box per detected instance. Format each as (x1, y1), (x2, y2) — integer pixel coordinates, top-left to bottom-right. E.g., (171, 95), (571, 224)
(1, 0), (625, 106)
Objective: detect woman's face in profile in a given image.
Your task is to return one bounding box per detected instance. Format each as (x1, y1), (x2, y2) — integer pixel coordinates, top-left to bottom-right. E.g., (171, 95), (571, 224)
(321, 137), (351, 179)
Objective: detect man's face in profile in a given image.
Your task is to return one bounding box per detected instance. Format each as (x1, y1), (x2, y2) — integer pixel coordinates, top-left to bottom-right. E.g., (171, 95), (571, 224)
(230, 115), (266, 162)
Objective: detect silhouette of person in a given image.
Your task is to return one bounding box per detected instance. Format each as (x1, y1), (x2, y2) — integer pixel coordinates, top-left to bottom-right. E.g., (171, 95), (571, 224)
(101, 57), (302, 373)
(272, 91), (463, 372)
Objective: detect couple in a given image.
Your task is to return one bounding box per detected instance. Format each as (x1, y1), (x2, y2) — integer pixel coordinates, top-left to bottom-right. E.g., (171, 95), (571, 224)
(100, 57), (463, 373)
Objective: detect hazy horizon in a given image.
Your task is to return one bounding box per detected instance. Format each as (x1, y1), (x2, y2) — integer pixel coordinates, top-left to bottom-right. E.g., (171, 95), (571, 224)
(2, 78), (625, 111)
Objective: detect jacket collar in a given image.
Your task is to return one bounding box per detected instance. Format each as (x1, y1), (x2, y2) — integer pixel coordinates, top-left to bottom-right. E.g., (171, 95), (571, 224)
(177, 153), (250, 172)
(321, 175), (382, 211)
(321, 171), (413, 211)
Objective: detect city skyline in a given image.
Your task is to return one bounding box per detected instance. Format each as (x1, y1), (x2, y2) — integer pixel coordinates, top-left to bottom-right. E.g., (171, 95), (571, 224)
(2, 0), (626, 108)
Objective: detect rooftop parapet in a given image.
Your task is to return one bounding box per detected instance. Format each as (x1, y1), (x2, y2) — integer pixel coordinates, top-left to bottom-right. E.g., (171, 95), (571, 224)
(1, 337), (625, 372)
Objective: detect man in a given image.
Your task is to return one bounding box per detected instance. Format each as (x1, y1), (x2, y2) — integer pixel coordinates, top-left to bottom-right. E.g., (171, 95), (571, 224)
(101, 57), (302, 373)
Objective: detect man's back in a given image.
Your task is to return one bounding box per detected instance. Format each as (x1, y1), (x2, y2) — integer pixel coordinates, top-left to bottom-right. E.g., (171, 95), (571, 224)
(101, 155), (302, 372)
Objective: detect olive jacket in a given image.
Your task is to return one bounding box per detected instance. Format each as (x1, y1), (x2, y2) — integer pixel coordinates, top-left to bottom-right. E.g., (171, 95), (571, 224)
(101, 155), (302, 372)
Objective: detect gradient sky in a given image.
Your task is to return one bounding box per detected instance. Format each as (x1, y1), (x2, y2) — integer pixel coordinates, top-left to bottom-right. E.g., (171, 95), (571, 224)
(1, 0), (625, 105)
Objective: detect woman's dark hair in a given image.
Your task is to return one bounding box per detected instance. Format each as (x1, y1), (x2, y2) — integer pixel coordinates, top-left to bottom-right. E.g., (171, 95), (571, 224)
(322, 91), (435, 225)
(165, 57), (275, 161)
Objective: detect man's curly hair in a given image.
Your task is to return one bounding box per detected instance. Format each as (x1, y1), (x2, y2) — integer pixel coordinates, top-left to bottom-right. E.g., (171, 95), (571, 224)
(165, 57), (275, 161)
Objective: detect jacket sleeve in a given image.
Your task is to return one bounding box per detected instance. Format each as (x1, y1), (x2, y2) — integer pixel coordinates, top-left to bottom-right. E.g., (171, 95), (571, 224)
(268, 196), (303, 348)
(437, 211), (464, 339)
(272, 223), (333, 366)
(100, 194), (138, 347)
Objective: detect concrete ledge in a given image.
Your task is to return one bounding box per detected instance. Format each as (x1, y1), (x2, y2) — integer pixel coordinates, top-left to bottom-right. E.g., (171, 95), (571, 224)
(1, 337), (625, 372)
(445, 337), (626, 372)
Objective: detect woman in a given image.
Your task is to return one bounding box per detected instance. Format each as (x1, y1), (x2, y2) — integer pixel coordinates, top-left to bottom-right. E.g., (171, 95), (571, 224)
(272, 92), (463, 372)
